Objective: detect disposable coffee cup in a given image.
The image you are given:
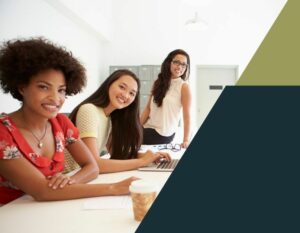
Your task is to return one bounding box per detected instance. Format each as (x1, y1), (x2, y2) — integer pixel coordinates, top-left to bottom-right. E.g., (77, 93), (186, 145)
(129, 180), (157, 221)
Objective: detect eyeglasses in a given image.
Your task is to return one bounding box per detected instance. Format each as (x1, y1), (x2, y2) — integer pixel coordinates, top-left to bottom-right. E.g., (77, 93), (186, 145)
(172, 60), (188, 69)
(158, 143), (181, 152)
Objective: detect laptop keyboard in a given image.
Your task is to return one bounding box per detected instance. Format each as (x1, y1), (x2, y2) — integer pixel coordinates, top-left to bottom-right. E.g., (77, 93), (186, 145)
(157, 159), (179, 170)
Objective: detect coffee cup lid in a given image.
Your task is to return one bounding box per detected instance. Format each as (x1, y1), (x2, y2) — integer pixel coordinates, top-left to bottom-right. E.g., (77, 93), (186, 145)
(129, 180), (157, 193)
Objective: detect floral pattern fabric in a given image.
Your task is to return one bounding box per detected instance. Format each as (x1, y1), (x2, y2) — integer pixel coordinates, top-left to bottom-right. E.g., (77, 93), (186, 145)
(0, 113), (79, 204)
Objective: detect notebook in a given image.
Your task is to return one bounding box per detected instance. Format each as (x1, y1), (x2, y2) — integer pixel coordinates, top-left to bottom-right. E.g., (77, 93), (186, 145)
(138, 159), (179, 172)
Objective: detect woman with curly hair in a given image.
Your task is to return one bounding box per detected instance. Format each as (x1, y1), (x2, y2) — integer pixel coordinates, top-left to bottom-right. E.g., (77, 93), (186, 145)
(65, 69), (171, 174)
(0, 38), (137, 205)
(141, 49), (192, 148)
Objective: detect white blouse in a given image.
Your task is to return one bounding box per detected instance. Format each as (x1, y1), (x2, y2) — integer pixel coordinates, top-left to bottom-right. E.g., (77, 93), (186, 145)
(144, 78), (185, 136)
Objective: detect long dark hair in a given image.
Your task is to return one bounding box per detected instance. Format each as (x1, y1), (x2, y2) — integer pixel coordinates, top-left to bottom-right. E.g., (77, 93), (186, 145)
(69, 69), (142, 160)
(152, 49), (190, 107)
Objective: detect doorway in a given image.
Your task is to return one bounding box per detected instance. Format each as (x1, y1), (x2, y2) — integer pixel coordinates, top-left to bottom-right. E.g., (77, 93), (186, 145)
(196, 65), (239, 128)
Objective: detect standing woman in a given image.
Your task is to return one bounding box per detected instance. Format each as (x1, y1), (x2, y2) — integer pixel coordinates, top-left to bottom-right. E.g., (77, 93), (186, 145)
(141, 49), (192, 148)
(0, 38), (137, 205)
(65, 69), (170, 174)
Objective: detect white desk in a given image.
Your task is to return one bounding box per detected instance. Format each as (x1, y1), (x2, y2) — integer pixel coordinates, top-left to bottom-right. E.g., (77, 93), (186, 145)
(0, 148), (184, 233)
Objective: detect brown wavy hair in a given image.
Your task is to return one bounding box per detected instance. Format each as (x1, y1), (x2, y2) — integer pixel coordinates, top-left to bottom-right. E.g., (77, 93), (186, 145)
(69, 69), (142, 160)
(0, 37), (86, 101)
(152, 49), (190, 107)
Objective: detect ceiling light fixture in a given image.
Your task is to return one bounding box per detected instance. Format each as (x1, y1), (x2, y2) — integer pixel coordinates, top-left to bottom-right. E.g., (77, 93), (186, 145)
(185, 12), (208, 31)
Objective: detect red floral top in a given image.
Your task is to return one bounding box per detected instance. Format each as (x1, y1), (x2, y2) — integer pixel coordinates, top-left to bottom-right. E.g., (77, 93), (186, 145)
(0, 113), (79, 204)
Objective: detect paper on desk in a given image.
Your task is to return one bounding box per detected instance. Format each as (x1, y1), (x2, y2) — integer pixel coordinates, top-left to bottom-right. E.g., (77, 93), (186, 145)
(83, 195), (132, 210)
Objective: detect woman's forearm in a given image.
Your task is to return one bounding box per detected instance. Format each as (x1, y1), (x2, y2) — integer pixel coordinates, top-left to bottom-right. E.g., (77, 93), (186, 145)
(183, 116), (191, 142)
(70, 163), (99, 183)
(67, 138), (100, 182)
(34, 182), (116, 201)
(97, 158), (144, 174)
(35, 176), (138, 201)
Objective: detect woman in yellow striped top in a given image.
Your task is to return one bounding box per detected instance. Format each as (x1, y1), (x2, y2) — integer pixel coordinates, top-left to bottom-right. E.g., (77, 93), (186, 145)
(65, 70), (170, 173)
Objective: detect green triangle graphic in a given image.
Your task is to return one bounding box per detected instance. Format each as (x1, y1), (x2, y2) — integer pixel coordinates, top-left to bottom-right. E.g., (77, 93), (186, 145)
(237, 0), (300, 85)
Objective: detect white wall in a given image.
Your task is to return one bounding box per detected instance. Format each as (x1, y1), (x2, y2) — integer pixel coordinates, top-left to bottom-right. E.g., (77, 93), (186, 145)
(0, 0), (109, 113)
(0, 0), (287, 121)
(108, 0), (286, 134)
(109, 0), (286, 73)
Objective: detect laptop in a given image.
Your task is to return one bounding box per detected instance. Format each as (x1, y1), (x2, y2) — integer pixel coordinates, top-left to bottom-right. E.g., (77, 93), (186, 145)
(138, 144), (182, 172)
(138, 159), (179, 172)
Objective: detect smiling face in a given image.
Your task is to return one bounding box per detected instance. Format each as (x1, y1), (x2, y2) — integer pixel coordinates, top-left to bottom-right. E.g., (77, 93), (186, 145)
(19, 69), (66, 119)
(106, 75), (138, 114)
(170, 54), (188, 79)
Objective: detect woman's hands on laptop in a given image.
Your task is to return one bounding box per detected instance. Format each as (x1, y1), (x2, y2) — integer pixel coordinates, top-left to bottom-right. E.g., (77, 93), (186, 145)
(138, 150), (172, 166)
